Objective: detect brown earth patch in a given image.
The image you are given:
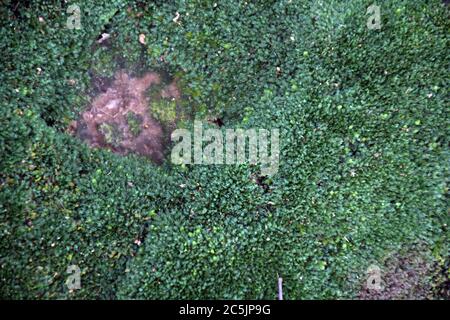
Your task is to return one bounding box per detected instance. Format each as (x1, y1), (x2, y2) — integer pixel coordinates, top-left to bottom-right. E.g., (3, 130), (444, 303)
(69, 70), (181, 164)
(358, 248), (447, 300)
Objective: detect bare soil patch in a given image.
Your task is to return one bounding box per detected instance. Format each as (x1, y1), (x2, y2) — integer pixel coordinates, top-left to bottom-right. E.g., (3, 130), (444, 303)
(69, 70), (181, 164)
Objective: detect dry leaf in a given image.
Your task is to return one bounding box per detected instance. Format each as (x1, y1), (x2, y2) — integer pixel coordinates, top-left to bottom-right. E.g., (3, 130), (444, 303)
(173, 12), (181, 24)
(96, 33), (110, 44)
(139, 34), (146, 45)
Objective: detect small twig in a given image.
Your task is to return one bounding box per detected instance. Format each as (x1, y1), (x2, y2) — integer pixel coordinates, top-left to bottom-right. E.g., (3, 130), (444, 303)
(278, 275), (283, 300)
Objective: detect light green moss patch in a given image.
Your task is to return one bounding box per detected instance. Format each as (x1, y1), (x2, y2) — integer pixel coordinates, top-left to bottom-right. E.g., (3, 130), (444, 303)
(99, 122), (121, 147)
(126, 111), (143, 137)
(150, 98), (177, 124)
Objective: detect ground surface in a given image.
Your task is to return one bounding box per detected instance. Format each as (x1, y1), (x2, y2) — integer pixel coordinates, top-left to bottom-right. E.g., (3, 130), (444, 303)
(0, 0), (448, 299)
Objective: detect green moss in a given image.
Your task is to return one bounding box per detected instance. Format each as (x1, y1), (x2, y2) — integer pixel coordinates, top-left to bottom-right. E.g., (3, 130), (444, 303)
(147, 83), (164, 101)
(150, 98), (177, 124)
(126, 112), (143, 137)
(91, 46), (116, 78)
(98, 122), (121, 146)
(1, 0), (448, 300)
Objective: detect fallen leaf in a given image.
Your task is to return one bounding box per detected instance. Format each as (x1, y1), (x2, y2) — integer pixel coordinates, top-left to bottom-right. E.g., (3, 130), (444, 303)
(96, 33), (110, 44)
(173, 12), (181, 24)
(139, 34), (146, 45)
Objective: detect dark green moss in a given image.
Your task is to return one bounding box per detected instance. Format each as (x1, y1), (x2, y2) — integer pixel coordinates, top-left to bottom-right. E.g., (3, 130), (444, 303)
(0, 0), (448, 300)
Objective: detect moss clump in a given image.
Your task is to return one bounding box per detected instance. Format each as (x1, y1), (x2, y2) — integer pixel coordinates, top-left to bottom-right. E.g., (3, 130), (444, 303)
(147, 83), (164, 101)
(126, 111), (143, 137)
(98, 122), (121, 147)
(150, 98), (177, 124)
(91, 46), (116, 78)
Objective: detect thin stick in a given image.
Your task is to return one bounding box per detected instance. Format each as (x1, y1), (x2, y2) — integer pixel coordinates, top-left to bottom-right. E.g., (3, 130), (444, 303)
(278, 277), (283, 300)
